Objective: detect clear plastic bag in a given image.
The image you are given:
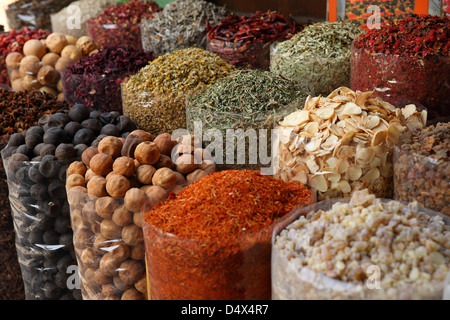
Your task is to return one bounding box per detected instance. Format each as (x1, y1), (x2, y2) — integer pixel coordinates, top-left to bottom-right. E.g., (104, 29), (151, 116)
(350, 47), (450, 123)
(272, 198), (450, 300)
(1, 147), (81, 300)
(6, 0), (74, 32)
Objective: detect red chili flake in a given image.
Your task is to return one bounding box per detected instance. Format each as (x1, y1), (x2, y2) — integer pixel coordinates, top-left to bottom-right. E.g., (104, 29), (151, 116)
(86, 0), (161, 49)
(143, 170), (313, 299)
(61, 46), (157, 113)
(0, 28), (49, 86)
(206, 11), (302, 70)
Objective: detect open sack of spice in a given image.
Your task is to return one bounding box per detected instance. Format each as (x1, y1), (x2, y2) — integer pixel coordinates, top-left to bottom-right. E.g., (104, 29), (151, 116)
(0, 89), (67, 300)
(272, 189), (450, 300)
(275, 87), (428, 201)
(0, 104), (139, 300)
(206, 11), (301, 70)
(0, 27), (48, 86)
(351, 15), (450, 123)
(6, 32), (98, 101)
(66, 132), (216, 300)
(270, 21), (364, 96)
(142, 169), (313, 300)
(61, 46), (157, 114)
(86, 0), (161, 50)
(122, 48), (235, 136)
(186, 69), (311, 171)
(394, 121), (449, 216)
(5, 0), (74, 32)
(140, 0), (229, 56)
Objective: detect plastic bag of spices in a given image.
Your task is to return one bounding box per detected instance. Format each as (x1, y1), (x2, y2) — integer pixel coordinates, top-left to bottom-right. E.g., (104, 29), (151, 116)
(1, 105), (139, 300)
(394, 122), (449, 216)
(66, 132), (216, 300)
(275, 88), (428, 201)
(351, 15), (450, 124)
(5, 0), (74, 32)
(272, 190), (450, 300)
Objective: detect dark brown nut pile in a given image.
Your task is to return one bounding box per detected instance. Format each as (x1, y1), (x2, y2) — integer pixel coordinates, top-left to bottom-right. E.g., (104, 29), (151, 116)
(394, 122), (449, 216)
(66, 132), (215, 300)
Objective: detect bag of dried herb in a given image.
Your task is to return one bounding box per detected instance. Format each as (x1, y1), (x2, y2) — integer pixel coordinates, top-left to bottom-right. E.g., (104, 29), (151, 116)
(141, 0), (229, 56)
(142, 169), (313, 300)
(273, 189), (450, 300)
(122, 47), (235, 135)
(275, 88), (427, 201)
(86, 0), (161, 50)
(394, 121), (449, 216)
(1, 104), (138, 300)
(270, 21), (364, 96)
(0, 89), (67, 300)
(51, 0), (117, 39)
(61, 46), (157, 114)
(206, 11), (300, 70)
(351, 15), (450, 123)
(186, 69), (310, 171)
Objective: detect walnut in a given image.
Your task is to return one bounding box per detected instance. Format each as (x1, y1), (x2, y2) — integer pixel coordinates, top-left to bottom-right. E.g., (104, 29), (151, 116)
(99, 252), (121, 277)
(144, 186), (168, 208)
(37, 65), (59, 86)
(130, 245), (145, 261)
(153, 133), (177, 156)
(82, 201), (101, 225)
(80, 248), (100, 269)
(94, 269), (112, 286)
(109, 242), (130, 263)
(134, 276), (147, 293)
(175, 154), (197, 174)
(187, 169), (209, 184)
(106, 174), (131, 198)
(82, 146), (99, 167)
(76, 36), (98, 56)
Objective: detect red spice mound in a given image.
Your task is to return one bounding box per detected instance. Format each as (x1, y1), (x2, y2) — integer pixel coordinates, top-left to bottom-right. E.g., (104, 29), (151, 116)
(89, 0), (161, 25)
(353, 14), (450, 58)
(145, 170), (313, 240)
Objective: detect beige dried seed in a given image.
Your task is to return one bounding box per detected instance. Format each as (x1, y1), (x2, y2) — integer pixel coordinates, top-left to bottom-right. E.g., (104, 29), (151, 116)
(310, 174), (328, 192)
(347, 165), (362, 180)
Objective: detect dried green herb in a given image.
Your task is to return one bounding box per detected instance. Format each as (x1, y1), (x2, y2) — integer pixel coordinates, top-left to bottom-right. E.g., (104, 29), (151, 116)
(270, 21), (363, 96)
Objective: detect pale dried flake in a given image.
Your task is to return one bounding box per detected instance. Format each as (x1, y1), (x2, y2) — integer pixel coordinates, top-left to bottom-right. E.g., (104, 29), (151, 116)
(354, 90), (374, 107)
(349, 189), (376, 207)
(341, 102), (362, 116)
(347, 165), (362, 180)
(304, 121), (319, 135)
(355, 147), (375, 163)
(336, 158), (350, 174)
(310, 174), (328, 192)
(321, 134), (339, 150)
(371, 130), (387, 147)
(401, 104), (417, 119)
(327, 171), (341, 183)
(289, 168), (308, 185)
(329, 123), (344, 137)
(325, 157), (339, 168)
(306, 158), (320, 174)
(280, 110), (310, 127)
(315, 107), (335, 120)
(361, 167), (380, 184)
(338, 180), (352, 194)
(370, 156), (382, 168)
(305, 138), (322, 153)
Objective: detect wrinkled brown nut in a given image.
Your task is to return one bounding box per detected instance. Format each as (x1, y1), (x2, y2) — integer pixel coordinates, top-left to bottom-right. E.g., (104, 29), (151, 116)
(152, 168), (177, 189)
(133, 212), (142, 228)
(124, 188), (146, 213)
(113, 275), (132, 292)
(95, 197), (119, 219)
(144, 186), (168, 208)
(135, 141), (160, 165)
(100, 219), (122, 240)
(61, 45), (82, 62)
(187, 169), (208, 184)
(113, 156), (135, 178)
(122, 224), (143, 246)
(80, 248), (100, 269)
(174, 171), (187, 185)
(121, 134), (145, 158)
(82, 201), (101, 225)
(46, 33), (69, 54)
(136, 165), (156, 185)
(134, 276), (147, 293)
(118, 260), (145, 285)
(92, 234), (112, 254)
(94, 269), (112, 286)
(199, 159), (216, 174)
(106, 174), (131, 198)
(87, 175), (108, 198)
(121, 288), (144, 300)
(109, 242), (130, 262)
(76, 36), (98, 56)
(112, 205), (133, 227)
(37, 65), (58, 86)
(54, 56), (74, 73)
(130, 245), (145, 260)
(102, 283), (118, 297)
(176, 154), (197, 174)
(154, 154), (174, 169)
(194, 148), (212, 163)
(99, 252), (121, 277)
(74, 228), (94, 250)
(71, 208), (90, 230)
(66, 173), (85, 189)
(67, 186), (87, 209)
(19, 55), (40, 76)
(129, 130), (153, 142)
(67, 161), (87, 176)
(153, 133), (177, 156)
(99, 136), (123, 158)
(90, 153), (114, 176)
(85, 169), (96, 182)
(82, 146), (99, 167)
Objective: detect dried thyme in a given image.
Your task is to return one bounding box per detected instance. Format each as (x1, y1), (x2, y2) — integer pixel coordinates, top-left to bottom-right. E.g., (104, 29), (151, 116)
(140, 0), (229, 55)
(270, 21), (364, 96)
(122, 48), (235, 135)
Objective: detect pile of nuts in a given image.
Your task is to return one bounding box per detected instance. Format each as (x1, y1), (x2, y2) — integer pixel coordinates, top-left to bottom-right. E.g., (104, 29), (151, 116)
(394, 122), (449, 215)
(66, 132), (215, 300)
(276, 88), (427, 200)
(5, 33), (98, 101)
(273, 189), (450, 300)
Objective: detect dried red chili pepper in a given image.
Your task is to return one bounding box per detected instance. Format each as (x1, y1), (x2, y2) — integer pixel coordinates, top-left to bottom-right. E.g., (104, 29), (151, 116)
(143, 170), (313, 300)
(207, 11), (301, 70)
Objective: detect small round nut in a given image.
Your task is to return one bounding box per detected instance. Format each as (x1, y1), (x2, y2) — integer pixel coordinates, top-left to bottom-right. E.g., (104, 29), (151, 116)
(95, 197), (119, 219)
(90, 153), (114, 176)
(121, 288), (144, 300)
(152, 168), (177, 189)
(112, 205), (133, 227)
(113, 156), (135, 178)
(98, 136), (123, 158)
(87, 175), (108, 198)
(109, 242), (130, 262)
(121, 224), (143, 246)
(187, 169), (209, 184)
(153, 133), (177, 156)
(81, 146), (99, 167)
(118, 260), (145, 285)
(66, 173), (85, 189)
(124, 188), (146, 213)
(106, 174), (131, 198)
(80, 248), (100, 269)
(99, 252), (121, 277)
(100, 219), (122, 240)
(136, 165), (156, 185)
(144, 186), (168, 208)
(67, 161), (87, 176)
(175, 154), (197, 174)
(135, 141), (160, 165)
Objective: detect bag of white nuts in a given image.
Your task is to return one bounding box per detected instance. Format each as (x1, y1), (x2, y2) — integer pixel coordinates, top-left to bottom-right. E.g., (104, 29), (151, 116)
(66, 132), (215, 300)
(275, 87), (427, 201)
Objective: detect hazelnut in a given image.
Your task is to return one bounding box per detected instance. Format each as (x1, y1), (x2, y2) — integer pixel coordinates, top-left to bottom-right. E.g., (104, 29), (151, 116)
(94, 269), (112, 286)
(118, 260), (145, 285)
(98, 136), (123, 158)
(19, 55), (41, 76)
(54, 56), (74, 73)
(121, 134), (145, 158)
(23, 39), (46, 59)
(76, 36), (97, 56)
(109, 242), (130, 262)
(174, 171), (187, 185)
(153, 133), (177, 156)
(187, 169), (209, 184)
(10, 68), (21, 81)
(67, 161), (87, 176)
(122, 224), (143, 246)
(144, 186), (168, 208)
(95, 197), (119, 219)
(90, 153), (114, 176)
(37, 65), (58, 86)
(11, 79), (24, 91)
(99, 252), (121, 277)
(175, 154), (197, 174)
(66, 173), (85, 189)
(41, 52), (60, 68)
(152, 168), (177, 189)
(135, 141), (160, 165)
(106, 174), (130, 198)
(113, 156), (135, 178)
(167, 184), (184, 195)
(46, 33), (69, 54)
(130, 245), (145, 261)
(136, 165), (156, 185)
(81, 146), (99, 167)
(87, 175), (108, 198)
(71, 208), (90, 230)
(124, 188), (146, 213)
(112, 205), (133, 227)
(61, 45), (82, 62)
(80, 248), (100, 269)
(100, 219), (122, 240)
(121, 288), (144, 300)
(75, 228), (94, 250)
